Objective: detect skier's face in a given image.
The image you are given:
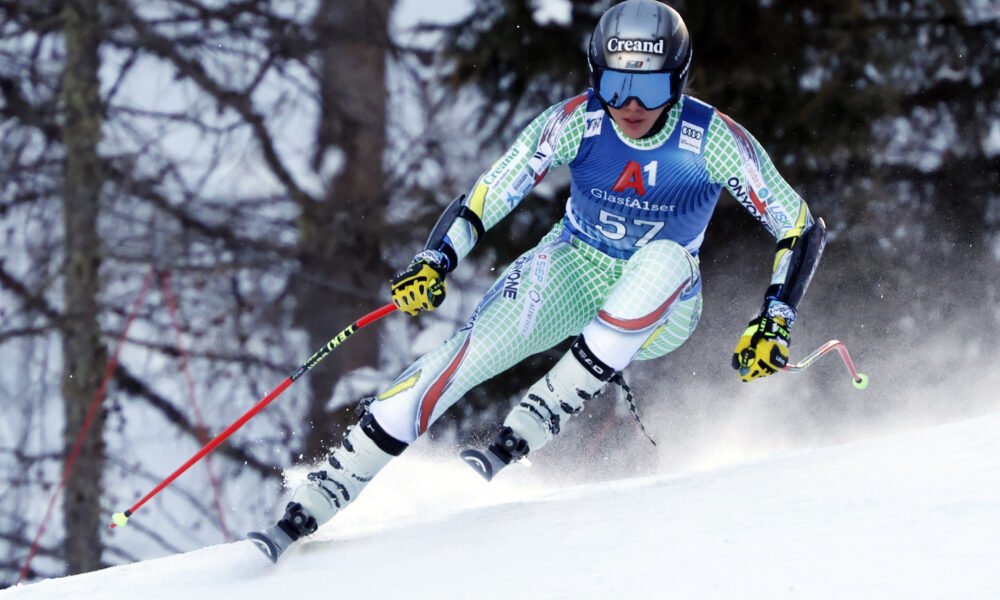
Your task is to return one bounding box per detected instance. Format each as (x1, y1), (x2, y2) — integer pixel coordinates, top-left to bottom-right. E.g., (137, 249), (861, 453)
(608, 99), (666, 139)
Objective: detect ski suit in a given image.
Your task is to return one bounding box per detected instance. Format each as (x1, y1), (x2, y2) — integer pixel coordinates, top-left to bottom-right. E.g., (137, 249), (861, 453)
(369, 90), (814, 444)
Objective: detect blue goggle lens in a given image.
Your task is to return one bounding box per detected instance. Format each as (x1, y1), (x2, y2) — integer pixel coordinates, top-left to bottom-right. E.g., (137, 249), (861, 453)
(596, 70), (673, 109)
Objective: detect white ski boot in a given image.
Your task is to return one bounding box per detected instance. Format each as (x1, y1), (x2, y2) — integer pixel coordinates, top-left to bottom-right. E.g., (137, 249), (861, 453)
(462, 338), (612, 480)
(249, 411), (407, 562)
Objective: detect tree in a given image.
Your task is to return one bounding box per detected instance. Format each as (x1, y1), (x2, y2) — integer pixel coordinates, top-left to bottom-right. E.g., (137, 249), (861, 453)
(59, 0), (107, 574)
(294, 0), (394, 461)
(0, 0), (414, 583)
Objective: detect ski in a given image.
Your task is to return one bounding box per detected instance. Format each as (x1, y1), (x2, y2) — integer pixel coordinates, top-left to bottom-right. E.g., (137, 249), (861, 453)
(247, 524), (296, 563)
(460, 447), (511, 481)
(461, 426), (530, 481)
(248, 502), (316, 563)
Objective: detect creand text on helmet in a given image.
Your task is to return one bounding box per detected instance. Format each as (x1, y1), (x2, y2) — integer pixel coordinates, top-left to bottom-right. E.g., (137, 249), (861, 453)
(605, 37), (665, 55)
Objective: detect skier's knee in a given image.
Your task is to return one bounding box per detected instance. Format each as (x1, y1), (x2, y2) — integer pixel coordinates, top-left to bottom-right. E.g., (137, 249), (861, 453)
(612, 240), (700, 317)
(630, 238), (694, 273)
(633, 293), (702, 361)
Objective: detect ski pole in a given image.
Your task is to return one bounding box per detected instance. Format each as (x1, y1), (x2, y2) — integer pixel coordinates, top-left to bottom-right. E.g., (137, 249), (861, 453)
(110, 302), (398, 529)
(782, 339), (869, 389)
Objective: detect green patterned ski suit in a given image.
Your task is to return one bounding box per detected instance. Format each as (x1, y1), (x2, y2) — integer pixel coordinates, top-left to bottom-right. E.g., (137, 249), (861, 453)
(369, 90), (814, 444)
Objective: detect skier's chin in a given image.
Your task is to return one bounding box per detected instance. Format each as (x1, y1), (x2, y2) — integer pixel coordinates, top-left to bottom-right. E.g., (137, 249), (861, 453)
(618, 119), (652, 138)
(609, 105), (665, 139)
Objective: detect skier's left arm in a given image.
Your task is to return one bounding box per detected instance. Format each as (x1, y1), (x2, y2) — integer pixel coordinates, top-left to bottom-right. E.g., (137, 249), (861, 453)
(706, 111), (827, 382)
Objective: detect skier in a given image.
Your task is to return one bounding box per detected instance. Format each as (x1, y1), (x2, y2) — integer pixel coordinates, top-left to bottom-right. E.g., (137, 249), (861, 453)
(250, 0), (826, 562)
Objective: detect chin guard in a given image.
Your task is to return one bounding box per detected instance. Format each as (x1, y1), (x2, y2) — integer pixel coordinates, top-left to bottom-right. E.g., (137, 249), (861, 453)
(766, 218), (827, 310)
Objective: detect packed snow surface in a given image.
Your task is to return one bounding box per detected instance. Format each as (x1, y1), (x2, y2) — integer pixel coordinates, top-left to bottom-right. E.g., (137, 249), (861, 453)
(4, 412), (999, 600)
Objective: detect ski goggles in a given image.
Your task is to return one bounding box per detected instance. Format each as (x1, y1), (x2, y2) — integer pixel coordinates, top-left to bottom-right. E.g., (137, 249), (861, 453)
(594, 68), (674, 110)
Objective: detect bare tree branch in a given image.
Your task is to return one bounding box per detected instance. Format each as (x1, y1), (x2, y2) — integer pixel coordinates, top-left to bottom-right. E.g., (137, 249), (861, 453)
(113, 365), (281, 482)
(105, 0), (317, 207)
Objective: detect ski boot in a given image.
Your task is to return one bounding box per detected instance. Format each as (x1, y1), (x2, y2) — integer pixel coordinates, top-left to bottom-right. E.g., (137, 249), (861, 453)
(462, 337), (613, 480)
(248, 410), (407, 563)
(247, 501), (317, 563)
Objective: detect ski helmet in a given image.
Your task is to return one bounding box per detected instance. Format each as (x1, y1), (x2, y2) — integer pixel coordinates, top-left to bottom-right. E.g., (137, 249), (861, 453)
(588, 0), (692, 111)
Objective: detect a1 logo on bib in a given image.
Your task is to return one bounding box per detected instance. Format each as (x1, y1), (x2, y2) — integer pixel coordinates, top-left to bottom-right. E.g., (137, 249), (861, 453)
(679, 120), (704, 154)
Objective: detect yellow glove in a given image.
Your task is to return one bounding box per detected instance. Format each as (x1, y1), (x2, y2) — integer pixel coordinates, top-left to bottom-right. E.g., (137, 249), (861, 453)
(391, 250), (448, 316)
(732, 312), (791, 383)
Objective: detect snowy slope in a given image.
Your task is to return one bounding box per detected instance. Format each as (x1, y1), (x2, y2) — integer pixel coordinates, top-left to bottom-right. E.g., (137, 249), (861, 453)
(4, 412), (1000, 600)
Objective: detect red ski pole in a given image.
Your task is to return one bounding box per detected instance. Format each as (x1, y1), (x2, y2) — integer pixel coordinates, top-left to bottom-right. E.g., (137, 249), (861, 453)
(782, 339), (869, 389)
(110, 302), (398, 529)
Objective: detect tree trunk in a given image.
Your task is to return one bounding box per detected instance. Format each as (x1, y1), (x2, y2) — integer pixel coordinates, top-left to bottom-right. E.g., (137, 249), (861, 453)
(295, 0), (392, 460)
(60, 0), (107, 575)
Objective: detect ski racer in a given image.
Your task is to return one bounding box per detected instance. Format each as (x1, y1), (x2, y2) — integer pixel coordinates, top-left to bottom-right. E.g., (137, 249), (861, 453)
(249, 0), (826, 562)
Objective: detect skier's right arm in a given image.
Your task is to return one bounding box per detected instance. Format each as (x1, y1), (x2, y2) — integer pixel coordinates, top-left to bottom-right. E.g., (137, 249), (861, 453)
(391, 94), (588, 316)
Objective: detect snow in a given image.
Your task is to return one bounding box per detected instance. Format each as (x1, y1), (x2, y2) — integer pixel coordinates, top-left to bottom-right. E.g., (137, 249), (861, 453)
(532, 0), (573, 26)
(985, 119), (1000, 157)
(962, 0), (1000, 24)
(5, 411), (1000, 600)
